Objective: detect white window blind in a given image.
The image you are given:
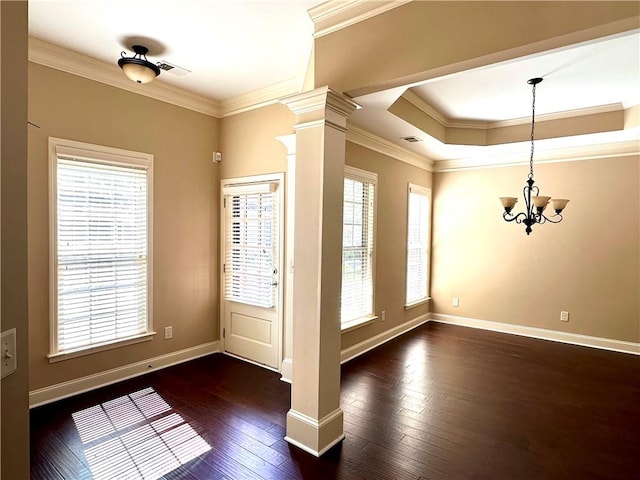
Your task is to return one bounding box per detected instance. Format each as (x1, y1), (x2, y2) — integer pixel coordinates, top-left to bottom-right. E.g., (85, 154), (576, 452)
(341, 167), (377, 325)
(405, 184), (431, 306)
(55, 155), (150, 354)
(224, 187), (277, 308)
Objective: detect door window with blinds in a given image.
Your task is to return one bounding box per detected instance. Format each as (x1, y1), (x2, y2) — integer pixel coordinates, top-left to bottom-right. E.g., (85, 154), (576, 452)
(405, 183), (431, 306)
(341, 166), (377, 328)
(49, 138), (153, 360)
(223, 182), (278, 308)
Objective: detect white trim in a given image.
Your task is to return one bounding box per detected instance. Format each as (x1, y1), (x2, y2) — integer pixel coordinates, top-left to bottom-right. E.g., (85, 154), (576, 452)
(340, 313), (429, 364)
(309, 0), (412, 38)
(47, 332), (156, 363)
(219, 78), (302, 118)
(434, 139), (640, 172)
(279, 357), (293, 384)
(29, 341), (221, 408)
(347, 125), (434, 172)
(341, 315), (377, 333)
(344, 164), (378, 184)
(430, 313), (640, 356)
(284, 408), (345, 457)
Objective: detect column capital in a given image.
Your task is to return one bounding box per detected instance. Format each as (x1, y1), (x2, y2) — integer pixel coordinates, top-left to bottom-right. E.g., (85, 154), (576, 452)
(280, 86), (360, 119)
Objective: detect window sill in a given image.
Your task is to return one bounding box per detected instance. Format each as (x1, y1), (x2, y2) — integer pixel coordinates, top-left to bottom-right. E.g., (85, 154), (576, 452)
(404, 297), (431, 310)
(48, 332), (156, 363)
(341, 315), (377, 333)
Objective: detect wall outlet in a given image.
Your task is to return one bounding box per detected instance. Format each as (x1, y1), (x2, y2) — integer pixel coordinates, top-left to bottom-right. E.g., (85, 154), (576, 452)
(381, 310), (386, 322)
(560, 311), (570, 322)
(164, 326), (173, 339)
(452, 298), (460, 307)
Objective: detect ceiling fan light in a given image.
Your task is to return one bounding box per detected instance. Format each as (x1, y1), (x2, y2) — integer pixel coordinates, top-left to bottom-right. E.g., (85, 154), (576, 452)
(120, 61), (159, 84)
(117, 45), (161, 84)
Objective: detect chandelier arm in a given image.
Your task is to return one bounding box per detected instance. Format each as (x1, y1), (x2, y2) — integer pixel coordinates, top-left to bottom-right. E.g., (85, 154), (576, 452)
(503, 211), (527, 224)
(540, 213), (563, 224)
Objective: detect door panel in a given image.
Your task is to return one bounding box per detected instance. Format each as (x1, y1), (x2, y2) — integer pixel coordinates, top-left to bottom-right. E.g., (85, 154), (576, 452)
(221, 177), (282, 369)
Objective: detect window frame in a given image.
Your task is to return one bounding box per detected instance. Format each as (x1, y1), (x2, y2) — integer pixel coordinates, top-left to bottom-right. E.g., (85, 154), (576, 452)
(405, 183), (432, 309)
(341, 165), (378, 331)
(48, 137), (155, 362)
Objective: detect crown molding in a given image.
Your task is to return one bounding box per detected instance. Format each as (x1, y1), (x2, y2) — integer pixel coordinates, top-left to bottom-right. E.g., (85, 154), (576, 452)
(434, 139), (640, 173)
(402, 89), (626, 130)
(309, 0), (412, 38)
(29, 37), (223, 117)
(219, 78), (302, 117)
(346, 125), (434, 172)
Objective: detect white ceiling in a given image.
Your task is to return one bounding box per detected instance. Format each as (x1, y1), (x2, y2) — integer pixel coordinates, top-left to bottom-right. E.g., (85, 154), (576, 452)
(29, 0), (319, 100)
(29, 1), (640, 164)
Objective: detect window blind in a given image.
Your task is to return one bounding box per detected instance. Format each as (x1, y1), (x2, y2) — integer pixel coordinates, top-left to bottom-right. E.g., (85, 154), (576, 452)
(341, 175), (375, 324)
(224, 190), (277, 308)
(406, 185), (431, 305)
(56, 157), (149, 353)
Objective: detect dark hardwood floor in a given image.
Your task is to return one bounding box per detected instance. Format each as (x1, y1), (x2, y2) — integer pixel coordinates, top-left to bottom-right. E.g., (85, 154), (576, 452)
(31, 322), (640, 479)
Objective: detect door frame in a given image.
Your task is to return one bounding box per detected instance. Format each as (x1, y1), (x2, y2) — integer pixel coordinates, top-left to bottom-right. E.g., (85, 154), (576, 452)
(219, 172), (285, 370)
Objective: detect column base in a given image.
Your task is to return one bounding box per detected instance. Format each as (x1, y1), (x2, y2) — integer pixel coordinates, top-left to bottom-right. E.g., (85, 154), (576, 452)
(284, 407), (345, 457)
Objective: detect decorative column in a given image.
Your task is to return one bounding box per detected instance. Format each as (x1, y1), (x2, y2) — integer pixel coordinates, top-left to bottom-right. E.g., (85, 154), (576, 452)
(279, 87), (359, 456)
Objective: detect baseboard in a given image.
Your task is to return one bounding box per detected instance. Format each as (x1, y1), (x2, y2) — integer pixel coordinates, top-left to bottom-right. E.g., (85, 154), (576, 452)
(280, 357), (293, 383)
(430, 313), (640, 355)
(340, 313), (430, 364)
(29, 341), (221, 408)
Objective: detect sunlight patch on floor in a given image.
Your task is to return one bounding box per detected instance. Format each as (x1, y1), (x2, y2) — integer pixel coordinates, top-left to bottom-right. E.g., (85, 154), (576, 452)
(72, 387), (211, 479)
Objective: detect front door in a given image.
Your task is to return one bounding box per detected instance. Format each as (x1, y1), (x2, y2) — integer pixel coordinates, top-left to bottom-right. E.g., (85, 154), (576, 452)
(221, 175), (283, 369)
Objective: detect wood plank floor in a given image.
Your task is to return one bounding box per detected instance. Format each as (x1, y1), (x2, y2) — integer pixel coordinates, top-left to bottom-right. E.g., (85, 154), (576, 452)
(31, 323), (640, 479)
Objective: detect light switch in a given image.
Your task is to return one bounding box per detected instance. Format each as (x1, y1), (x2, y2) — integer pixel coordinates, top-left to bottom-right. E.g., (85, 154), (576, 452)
(1, 328), (17, 379)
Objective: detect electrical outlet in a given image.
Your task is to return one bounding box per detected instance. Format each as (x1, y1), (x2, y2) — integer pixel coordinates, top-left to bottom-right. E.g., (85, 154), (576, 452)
(452, 298), (460, 307)
(164, 326), (173, 339)
(381, 310), (386, 322)
(560, 311), (570, 322)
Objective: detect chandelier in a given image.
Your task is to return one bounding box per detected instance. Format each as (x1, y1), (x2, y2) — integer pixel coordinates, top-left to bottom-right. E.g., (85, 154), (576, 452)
(499, 77), (569, 235)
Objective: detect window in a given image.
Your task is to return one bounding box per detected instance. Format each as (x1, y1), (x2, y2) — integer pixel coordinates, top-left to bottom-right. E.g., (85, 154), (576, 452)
(49, 138), (153, 360)
(223, 182), (278, 308)
(405, 183), (431, 307)
(341, 166), (377, 328)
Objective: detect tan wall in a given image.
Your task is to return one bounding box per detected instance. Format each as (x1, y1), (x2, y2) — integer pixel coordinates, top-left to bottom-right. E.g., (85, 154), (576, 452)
(28, 64), (220, 390)
(341, 142), (432, 350)
(431, 157), (640, 343)
(219, 103), (294, 179)
(315, 1), (639, 95)
(1, 2), (30, 478)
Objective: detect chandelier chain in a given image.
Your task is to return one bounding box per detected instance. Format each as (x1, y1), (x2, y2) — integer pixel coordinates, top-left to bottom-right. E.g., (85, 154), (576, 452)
(528, 82), (537, 179)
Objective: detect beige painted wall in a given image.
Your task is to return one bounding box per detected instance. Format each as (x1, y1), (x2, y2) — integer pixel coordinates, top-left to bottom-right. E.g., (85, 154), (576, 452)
(315, 1), (639, 96)
(219, 103), (294, 179)
(28, 63), (220, 390)
(1, 2), (30, 478)
(431, 157), (640, 343)
(342, 141), (432, 350)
